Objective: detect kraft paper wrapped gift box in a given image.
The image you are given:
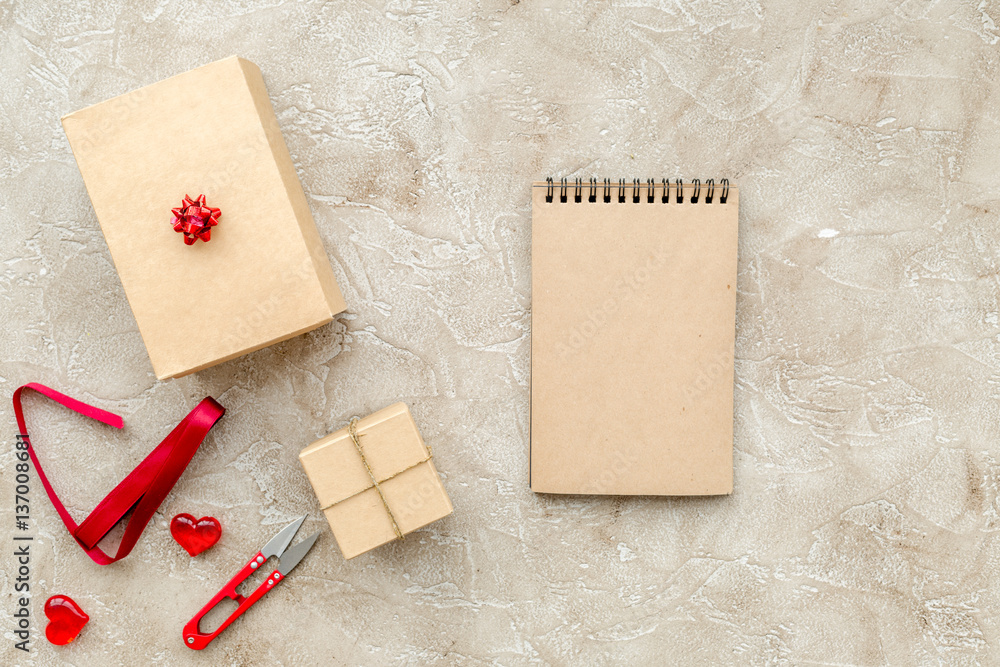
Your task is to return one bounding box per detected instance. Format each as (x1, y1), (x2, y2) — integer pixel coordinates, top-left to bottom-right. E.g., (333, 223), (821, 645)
(61, 56), (346, 379)
(299, 403), (453, 559)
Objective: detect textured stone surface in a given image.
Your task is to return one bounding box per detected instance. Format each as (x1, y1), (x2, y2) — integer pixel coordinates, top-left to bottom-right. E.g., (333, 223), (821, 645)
(2, 0), (1000, 664)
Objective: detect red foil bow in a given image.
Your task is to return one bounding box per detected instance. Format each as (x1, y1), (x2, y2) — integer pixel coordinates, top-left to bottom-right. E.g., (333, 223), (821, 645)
(171, 194), (221, 245)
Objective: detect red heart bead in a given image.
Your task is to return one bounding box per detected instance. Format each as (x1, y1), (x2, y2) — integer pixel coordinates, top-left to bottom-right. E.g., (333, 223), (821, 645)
(171, 513), (222, 556)
(45, 595), (89, 646)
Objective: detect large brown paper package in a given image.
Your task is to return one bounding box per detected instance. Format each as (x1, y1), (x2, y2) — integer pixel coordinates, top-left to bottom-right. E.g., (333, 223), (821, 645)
(62, 56), (346, 379)
(299, 403), (453, 560)
(530, 180), (739, 495)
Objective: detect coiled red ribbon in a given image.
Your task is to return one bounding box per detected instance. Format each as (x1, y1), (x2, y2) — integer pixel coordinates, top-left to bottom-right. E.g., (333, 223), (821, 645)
(13, 383), (225, 565)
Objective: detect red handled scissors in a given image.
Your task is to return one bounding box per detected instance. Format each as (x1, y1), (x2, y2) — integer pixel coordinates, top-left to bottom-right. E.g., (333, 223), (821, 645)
(183, 515), (320, 650)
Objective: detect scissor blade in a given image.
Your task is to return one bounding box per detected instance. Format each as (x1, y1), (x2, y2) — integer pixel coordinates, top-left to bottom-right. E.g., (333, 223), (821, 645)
(278, 532), (320, 576)
(261, 515), (307, 560)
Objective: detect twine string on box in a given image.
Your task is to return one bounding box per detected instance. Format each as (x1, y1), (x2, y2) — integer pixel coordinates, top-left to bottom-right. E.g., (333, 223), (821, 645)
(348, 417), (404, 541)
(316, 416), (435, 540)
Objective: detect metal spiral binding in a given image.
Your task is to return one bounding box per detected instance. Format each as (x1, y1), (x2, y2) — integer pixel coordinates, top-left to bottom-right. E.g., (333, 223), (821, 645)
(545, 177), (729, 204)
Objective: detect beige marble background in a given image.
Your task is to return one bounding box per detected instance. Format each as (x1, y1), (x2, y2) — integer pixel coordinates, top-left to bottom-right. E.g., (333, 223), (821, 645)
(2, 0), (1000, 665)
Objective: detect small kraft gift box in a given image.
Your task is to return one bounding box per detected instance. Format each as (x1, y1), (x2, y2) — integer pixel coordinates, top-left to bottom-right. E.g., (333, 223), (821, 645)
(299, 403), (453, 559)
(61, 56), (346, 379)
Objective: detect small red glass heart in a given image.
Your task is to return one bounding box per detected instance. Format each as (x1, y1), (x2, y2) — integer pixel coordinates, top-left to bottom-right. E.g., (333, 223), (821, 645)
(171, 513), (222, 556)
(45, 595), (89, 646)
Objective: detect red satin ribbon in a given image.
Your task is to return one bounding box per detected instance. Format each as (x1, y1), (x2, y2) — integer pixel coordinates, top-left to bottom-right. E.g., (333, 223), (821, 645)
(13, 383), (225, 565)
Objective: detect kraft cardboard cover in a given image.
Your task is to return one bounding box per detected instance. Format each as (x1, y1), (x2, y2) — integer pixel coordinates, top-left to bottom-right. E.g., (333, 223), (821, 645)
(61, 56), (346, 379)
(299, 403), (453, 559)
(530, 181), (739, 495)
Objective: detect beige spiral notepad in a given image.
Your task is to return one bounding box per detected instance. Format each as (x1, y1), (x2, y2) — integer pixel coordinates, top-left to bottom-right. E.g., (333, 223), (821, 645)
(530, 178), (739, 495)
